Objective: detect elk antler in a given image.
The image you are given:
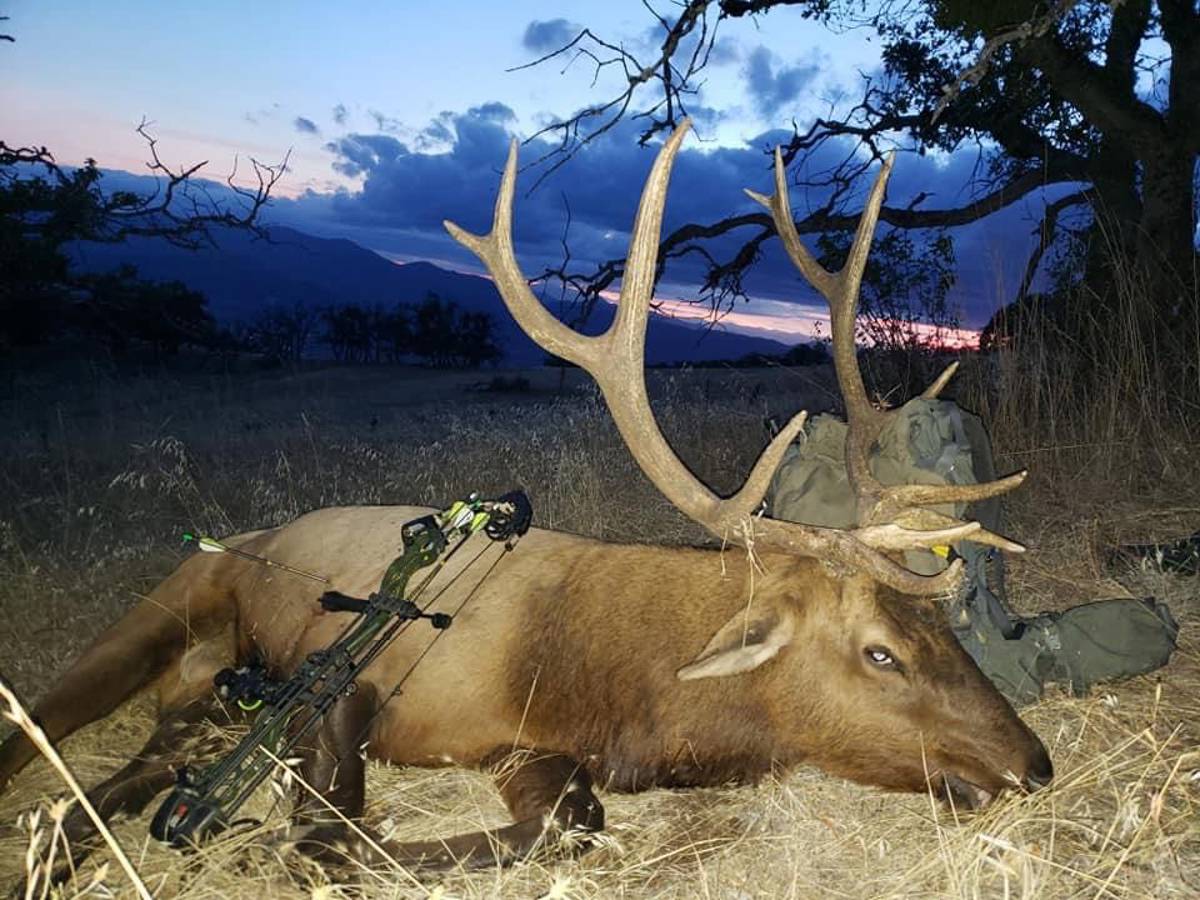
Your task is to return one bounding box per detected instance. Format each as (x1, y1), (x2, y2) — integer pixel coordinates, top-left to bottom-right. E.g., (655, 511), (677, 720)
(445, 120), (1022, 595)
(744, 147), (1027, 555)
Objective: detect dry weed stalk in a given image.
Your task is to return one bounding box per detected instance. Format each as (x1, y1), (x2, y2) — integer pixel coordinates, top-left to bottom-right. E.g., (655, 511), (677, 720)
(0, 675), (152, 899)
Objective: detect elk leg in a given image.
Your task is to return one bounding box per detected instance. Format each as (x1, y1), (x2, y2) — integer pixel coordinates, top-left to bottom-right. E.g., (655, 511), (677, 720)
(28, 697), (237, 887)
(382, 751), (605, 870)
(279, 689), (604, 873)
(277, 683), (377, 866)
(0, 588), (236, 792)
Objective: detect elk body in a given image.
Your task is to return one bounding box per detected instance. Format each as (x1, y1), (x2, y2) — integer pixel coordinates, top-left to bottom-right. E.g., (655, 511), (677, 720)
(0, 122), (1051, 878)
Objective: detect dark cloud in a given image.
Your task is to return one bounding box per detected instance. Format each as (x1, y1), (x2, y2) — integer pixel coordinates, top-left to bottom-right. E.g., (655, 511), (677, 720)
(332, 103), (348, 126)
(683, 103), (727, 132)
(322, 133), (408, 179)
(271, 104), (1067, 328)
(294, 116), (320, 136)
(368, 109), (404, 134)
(522, 18), (579, 53)
(469, 101), (515, 123)
(743, 46), (821, 118)
(417, 115), (454, 149)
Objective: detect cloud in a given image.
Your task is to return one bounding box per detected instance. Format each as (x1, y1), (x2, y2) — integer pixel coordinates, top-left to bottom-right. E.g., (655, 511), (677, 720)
(332, 103), (348, 126)
(244, 102), (282, 126)
(368, 109), (404, 134)
(322, 133), (408, 179)
(683, 103), (727, 132)
(294, 116), (320, 136)
(743, 46), (821, 118)
(522, 18), (579, 53)
(269, 104), (1060, 328)
(465, 101), (515, 124)
(417, 114), (454, 149)
(707, 38), (742, 67)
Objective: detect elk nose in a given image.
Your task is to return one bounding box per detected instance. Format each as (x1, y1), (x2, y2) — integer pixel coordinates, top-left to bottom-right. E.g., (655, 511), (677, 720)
(1024, 746), (1054, 791)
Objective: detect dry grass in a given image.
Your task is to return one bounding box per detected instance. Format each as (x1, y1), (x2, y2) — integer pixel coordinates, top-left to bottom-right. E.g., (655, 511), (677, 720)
(0, 343), (1197, 898)
(0, 676), (151, 898)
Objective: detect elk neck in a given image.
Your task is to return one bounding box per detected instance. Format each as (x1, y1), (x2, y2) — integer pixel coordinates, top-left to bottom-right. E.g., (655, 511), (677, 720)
(501, 542), (845, 792)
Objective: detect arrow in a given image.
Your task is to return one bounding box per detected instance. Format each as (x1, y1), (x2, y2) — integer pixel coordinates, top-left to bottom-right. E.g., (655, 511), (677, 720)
(182, 533), (331, 584)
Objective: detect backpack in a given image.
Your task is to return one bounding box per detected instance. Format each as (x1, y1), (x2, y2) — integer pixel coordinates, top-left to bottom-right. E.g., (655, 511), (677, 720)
(764, 397), (1178, 705)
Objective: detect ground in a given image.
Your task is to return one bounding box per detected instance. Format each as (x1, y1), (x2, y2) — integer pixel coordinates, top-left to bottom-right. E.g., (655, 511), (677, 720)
(0, 359), (1196, 898)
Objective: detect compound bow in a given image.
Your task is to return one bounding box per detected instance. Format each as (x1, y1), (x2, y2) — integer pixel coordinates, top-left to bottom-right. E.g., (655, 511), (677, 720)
(149, 490), (532, 847)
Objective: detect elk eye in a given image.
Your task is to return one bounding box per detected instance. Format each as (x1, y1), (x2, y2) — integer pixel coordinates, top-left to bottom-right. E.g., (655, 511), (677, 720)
(865, 646), (895, 668)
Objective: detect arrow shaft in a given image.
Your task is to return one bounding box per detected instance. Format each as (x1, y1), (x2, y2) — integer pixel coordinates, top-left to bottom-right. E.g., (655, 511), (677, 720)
(192, 536), (330, 584)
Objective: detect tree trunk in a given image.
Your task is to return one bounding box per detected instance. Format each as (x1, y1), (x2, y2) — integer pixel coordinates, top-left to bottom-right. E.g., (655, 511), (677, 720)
(1078, 144), (1196, 328)
(1082, 138), (1142, 292)
(1137, 146), (1197, 315)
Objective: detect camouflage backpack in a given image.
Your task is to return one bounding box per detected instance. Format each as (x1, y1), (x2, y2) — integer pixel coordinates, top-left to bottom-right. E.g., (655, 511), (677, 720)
(764, 397), (1178, 705)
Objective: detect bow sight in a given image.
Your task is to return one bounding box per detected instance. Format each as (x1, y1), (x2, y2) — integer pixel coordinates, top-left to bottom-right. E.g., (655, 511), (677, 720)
(150, 490), (532, 847)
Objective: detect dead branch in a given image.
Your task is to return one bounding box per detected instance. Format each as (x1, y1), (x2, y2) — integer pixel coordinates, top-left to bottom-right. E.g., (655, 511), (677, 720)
(931, 0), (1091, 122)
(1016, 187), (1095, 300)
(535, 162), (1077, 325)
(513, 0), (719, 189)
(1, 122), (288, 251)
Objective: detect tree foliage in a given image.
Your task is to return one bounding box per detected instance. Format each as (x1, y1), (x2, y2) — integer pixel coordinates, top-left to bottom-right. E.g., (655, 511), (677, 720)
(1, 132), (284, 355)
(239, 295), (502, 369)
(527, 0), (1199, 351)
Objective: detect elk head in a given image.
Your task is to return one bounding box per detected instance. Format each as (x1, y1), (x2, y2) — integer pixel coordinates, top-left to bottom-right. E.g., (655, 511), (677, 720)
(445, 121), (1052, 807)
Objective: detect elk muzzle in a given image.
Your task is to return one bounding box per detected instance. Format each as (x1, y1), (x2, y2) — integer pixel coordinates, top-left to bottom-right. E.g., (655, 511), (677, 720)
(934, 713), (1053, 810)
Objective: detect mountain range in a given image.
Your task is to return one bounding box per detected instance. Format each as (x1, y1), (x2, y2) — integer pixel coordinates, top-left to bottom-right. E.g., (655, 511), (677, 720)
(68, 225), (796, 366)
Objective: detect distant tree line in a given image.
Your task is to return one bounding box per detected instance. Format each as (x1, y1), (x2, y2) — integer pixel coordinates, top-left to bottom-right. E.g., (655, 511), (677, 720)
(242, 293), (501, 369)
(0, 143), (501, 369)
(1, 58), (501, 371)
(663, 342), (832, 369)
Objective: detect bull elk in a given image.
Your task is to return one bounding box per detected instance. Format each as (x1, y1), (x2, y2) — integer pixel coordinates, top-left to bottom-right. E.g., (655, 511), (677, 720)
(0, 120), (1051, 880)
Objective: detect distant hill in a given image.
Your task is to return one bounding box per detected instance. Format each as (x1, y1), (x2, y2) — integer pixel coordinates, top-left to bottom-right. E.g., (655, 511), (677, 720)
(67, 226), (795, 366)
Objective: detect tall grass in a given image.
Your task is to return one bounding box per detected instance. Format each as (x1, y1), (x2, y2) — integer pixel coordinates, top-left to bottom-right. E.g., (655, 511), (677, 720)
(957, 261), (1199, 500)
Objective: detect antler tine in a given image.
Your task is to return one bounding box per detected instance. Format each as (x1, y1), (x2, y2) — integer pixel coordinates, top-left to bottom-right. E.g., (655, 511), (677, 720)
(876, 472), (1029, 523)
(757, 523), (968, 595)
(445, 120), (814, 537)
(444, 142), (604, 372)
(746, 147), (1030, 585)
(922, 360), (959, 399)
(747, 149), (895, 505)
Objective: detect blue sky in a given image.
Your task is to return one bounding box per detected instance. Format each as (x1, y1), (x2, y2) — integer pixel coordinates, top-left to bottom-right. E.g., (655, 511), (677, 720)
(3, 1), (1047, 339)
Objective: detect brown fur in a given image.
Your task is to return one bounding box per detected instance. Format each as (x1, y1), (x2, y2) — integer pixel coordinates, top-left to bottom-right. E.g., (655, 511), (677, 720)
(0, 504), (1051, 877)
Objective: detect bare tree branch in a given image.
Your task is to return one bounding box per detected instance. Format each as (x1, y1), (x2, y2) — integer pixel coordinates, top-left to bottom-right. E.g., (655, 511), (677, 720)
(516, 0), (1185, 332)
(931, 0), (1087, 123)
(1016, 188), (1095, 300)
(1, 123), (289, 250)
(537, 164), (1074, 324)
(1019, 27), (1166, 149)
(512, 0), (720, 188)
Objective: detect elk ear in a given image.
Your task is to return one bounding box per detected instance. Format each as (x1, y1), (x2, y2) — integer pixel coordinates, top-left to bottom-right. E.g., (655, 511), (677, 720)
(676, 605), (795, 681)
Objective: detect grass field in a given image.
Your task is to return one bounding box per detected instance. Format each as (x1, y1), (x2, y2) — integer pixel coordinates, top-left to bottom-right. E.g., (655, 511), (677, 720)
(0, 356), (1196, 898)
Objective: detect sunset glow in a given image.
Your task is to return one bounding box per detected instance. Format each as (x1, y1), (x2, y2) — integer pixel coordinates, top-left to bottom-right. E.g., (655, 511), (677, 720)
(639, 296), (981, 349)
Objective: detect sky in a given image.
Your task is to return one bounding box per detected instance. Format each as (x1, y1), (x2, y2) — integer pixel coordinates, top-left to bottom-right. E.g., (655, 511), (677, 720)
(2, 1), (1056, 340)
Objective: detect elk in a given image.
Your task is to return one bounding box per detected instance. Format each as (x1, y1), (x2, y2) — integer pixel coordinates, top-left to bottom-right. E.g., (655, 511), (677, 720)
(0, 121), (1051, 880)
